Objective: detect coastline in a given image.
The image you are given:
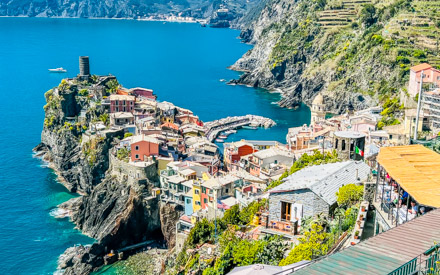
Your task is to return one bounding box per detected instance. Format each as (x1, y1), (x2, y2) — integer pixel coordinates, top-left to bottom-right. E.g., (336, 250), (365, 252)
(0, 15), (207, 24)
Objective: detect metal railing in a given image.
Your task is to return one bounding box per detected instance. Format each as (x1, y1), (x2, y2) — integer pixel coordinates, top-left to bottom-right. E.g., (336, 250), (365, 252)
(388, 248), (439, 275)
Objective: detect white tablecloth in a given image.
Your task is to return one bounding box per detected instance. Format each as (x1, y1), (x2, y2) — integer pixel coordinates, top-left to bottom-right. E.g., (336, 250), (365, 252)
(392, 207), (416, 224)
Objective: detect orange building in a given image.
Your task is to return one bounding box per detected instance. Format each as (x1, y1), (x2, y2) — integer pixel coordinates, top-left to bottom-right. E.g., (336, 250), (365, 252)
(130, 135), (160, 162)
(223, 140), (256, 171)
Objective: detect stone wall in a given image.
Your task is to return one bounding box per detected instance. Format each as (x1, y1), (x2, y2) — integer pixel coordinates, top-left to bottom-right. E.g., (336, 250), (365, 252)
(363, 182), (376, 204)
(269, 189), (330, 221)
(109, 153), (158, 188)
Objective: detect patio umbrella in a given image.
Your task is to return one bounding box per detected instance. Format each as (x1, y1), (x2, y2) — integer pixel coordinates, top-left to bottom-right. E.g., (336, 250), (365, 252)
(227, 264), (284, 275)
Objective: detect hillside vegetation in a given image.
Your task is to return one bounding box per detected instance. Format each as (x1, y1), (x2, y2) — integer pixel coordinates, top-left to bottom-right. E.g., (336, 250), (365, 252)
(233, 0), (440, 119)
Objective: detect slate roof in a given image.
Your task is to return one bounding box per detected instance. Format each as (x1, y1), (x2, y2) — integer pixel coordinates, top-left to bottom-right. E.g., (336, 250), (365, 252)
(270, 161), (371, 205)
(293, 208), (440, 275)
(253, 147), (294, 160)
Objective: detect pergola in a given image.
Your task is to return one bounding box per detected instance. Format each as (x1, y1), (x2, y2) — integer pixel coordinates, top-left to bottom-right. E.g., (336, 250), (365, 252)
(376, 145), (440, 226)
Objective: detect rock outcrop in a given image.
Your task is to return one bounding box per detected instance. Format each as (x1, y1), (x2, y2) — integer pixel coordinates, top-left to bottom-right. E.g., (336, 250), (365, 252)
(36, 77), (162, 274)
(159, 202), (184, 249)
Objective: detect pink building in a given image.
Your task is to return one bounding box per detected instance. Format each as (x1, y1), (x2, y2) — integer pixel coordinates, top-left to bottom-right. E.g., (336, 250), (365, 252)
(110, 94), (135, 113)
(408, 63), (440, 97)
(130, 135), (160, 162)
(130, 88), (156, 100)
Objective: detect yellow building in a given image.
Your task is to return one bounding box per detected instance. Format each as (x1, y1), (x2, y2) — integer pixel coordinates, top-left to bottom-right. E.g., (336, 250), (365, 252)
(192, 180), (202, 213)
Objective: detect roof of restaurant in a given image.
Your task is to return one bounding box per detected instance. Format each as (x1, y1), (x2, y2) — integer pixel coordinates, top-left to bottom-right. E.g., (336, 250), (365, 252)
(270, 161), (370, 205)
(293, 208), (440, 275)
(377, 145), (440, 207)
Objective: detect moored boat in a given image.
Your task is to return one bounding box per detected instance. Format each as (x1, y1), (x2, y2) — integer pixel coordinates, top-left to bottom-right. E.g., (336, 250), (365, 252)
(218, 135), (228, 139)
(49, 67), (67, 73)
(215, 138), (225, 143)
(242, 125), (257, 130)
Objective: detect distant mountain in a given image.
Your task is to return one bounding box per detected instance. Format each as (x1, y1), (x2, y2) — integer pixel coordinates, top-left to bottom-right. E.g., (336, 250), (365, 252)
(0, 0), (258, 25)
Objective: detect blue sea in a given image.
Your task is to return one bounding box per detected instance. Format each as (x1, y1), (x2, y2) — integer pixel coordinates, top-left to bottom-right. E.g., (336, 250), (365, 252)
(0, 17), (310, 274)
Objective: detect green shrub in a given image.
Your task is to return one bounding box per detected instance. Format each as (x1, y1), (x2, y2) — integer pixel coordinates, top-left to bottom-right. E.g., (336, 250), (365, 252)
(336, 184), (364, 207)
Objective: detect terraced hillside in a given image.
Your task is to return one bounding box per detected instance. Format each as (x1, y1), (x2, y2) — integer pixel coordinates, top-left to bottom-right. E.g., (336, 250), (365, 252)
(318, 0), (373, 29)
(233, 0), (440, 126)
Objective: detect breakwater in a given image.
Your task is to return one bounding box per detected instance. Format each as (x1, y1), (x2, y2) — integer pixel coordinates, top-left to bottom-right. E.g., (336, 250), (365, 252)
(204, 115), (276, 142)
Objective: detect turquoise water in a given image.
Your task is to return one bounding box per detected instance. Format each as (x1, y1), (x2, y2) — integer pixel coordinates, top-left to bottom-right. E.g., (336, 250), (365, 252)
(0, 17), (310, 274)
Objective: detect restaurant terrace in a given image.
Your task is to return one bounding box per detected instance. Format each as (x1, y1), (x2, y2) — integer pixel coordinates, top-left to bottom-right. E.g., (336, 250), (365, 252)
(374, 145), (440, 232)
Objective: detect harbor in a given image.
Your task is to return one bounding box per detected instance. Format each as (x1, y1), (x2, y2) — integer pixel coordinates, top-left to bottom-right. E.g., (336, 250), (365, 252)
(204, 115), (276, 142)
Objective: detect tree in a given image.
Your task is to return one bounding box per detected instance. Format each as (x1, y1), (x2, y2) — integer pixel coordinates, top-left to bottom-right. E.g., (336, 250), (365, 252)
(279, 224), (330, 266)
(106, 79), (120, 94)
(99, 113), (109, 126)
(117, 147), (130, 161)
(124, 132), (133, 138)
(360, 4), (377, 28)
(187, 219), (215, 247)
(336, 184), (364, 207)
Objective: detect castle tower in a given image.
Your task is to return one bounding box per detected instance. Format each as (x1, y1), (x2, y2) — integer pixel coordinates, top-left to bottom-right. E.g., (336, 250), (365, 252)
(78, 56), (90, 81)
(310, 93), (326, 125)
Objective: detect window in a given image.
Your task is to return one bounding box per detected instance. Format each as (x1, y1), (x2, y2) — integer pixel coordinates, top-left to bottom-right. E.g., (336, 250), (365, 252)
(225, 188), (229, 194)
(204, 198), (207, 204)
(115, 100), (119, 105)
(274, 160), (278, 164)
(196, 201), (201, 206)
(186, 199), (191, 204)
(342, 140), (346, 150)
(202, 187), (206, 194)
(195, 189), (199, 195)
(335, 139), (339, 149)
(281, 201), (292, 221)
(116, 107), (119, 112)
(135, 154), (139, 159)
(135, 146), (139, 150)
(123, 100), (126, 105)
(123, 107), (126, 112)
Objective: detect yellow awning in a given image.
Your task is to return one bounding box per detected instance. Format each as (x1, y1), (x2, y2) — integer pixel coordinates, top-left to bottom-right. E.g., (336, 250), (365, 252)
(377, 145), (440, 207)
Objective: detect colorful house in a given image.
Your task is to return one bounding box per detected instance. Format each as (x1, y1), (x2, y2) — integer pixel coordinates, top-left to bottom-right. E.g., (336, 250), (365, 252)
(130, 87), (156, 100)
(130, 135), (160, 162)
(192, 181), (202, 212)
(223, 140), (256, 172)
(110, 94), (135, 113)
(408, 63), (440, 97)
(184, 190), (193, 216)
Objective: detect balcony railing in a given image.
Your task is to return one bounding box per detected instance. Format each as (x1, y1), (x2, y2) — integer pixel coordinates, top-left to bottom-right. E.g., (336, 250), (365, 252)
(388, 248), (439, 275)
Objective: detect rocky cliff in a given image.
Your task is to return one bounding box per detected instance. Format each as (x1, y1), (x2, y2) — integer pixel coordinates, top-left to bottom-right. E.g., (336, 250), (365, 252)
(159, 203), (184, 249)
(35, 76), (162, 274)
(232, 0), (440, 116)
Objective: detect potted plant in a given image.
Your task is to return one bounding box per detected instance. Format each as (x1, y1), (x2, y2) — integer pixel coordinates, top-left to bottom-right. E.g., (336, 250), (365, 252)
(357, 220), (362, 228)
(354, 231), (360, 239)
(361, 205), (366, 212)
(360, 214), (364, 221)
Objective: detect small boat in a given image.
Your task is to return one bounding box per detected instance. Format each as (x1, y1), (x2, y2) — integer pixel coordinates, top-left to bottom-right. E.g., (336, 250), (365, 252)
(242, 126), (257, 130)
(218, 135), (228, 139)
(49, 67), (67, 73)
(216, 138), (225, 143)
(225, 129), (237, 134)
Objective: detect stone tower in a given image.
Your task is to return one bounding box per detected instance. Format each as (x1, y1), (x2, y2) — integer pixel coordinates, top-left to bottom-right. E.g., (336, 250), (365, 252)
(310, 93), (326, 125)
(78, 56), (90, 81)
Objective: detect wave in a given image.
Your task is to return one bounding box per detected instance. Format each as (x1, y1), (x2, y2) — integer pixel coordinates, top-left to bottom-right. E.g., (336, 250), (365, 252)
(49, 208), (71, 219)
